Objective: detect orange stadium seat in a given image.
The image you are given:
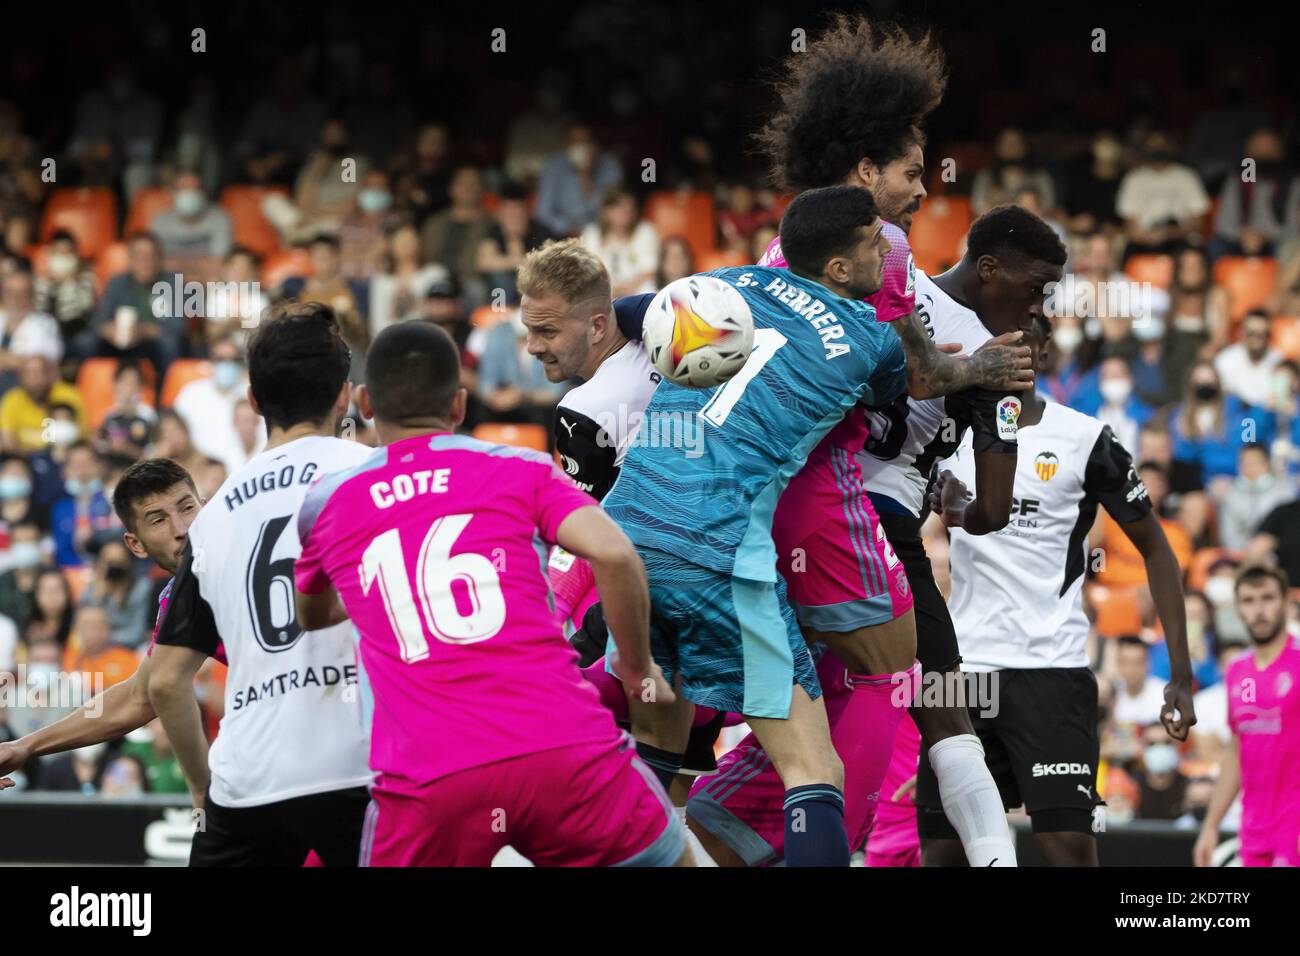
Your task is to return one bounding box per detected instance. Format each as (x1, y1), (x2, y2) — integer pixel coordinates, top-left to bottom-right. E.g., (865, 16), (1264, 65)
(909, 195), (972, 275)
(470, 305), (509, 329)
(261, 247), (313, 290)
(1271, 316), (1300, 361)
(160, 358), (213, 409)
(125, 186), (174, 236)
(1124, 254), (1175, 289)
(94, 241), (129, 291)
(645, 190), (716, 263)
(471, 422), (548, 451)
(1086, 583), (1143, 638)
(40, 187), (118, 259)
(76, 357), (157, 429)
(220, 185), (286, 258)
(697, 248), (748, 272)
(1212, 256), (1278, 323)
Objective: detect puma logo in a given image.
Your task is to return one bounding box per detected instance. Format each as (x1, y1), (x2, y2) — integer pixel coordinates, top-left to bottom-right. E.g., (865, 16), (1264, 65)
(559, 417), (577, 438)
(1077, 784), (1092, 800)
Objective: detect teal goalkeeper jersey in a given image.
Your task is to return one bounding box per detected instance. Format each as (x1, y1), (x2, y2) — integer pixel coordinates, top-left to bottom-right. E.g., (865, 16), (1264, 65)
(603, 266), (907, 582)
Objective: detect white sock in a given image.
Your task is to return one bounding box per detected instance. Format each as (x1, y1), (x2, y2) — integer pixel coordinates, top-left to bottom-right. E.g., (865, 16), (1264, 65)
(928, 734), (1017, 867)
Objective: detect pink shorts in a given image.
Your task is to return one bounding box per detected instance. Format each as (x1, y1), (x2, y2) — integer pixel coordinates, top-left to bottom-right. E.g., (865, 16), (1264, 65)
(864, 715), (921, 866)
(361, 735), (683, 867)
(773, 447), (913, 632)
(1240, 843), (1300, 867)
(685, 653), (860, 865)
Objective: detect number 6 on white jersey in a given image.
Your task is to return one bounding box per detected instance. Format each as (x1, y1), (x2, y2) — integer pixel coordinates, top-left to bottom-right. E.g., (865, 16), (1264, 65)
(359, 513), (506, 662)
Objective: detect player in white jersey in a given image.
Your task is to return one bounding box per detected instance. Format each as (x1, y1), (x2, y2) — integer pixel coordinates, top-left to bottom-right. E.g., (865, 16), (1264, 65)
(150, 303), (375, 866)
(920, 314), (1196, 865)
(855, 205), (1066, 864)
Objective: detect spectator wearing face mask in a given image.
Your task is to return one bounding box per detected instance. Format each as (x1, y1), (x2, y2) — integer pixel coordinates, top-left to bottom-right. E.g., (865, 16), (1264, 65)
(535, 124), (622, 236)
(1134, 736), (1190, 821)
(173, 336), (265, 474)
(1219, 443), (1294, 551)
(1075, 357), (1153, 451)
(1165, 247), (1230, 385)
(0, 455), (36, 546)
(99, 753), (149, 798)
(26, 403), (83, 521)
(149, 169), (233, 260)
(339, 169), (409, 280)
(0, 355), (85, 454)
(32, 231), (96, 340)
(1171, 361), (1276, 489)
(1215, 310), (1284, 409)
(79, 540), (153, 649)
(49, 442), (113, 568)
(0, 522), (45, 622)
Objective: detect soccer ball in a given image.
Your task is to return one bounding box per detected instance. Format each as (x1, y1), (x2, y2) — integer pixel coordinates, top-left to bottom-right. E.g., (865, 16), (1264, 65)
(642, 276), (754, 388)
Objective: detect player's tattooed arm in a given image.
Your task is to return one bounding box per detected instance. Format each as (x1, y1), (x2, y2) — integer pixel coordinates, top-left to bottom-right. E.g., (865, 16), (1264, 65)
(893, 310), (1033, 400)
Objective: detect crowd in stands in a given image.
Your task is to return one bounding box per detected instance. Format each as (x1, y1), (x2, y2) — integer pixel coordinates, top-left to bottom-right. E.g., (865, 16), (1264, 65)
(0, 8), (1296, 829)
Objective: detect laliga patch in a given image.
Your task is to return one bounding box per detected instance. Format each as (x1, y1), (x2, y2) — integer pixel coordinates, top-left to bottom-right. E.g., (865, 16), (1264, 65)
(905, 254), (915, 295)
(996, 396), (1022, 440)
(548, 547), (576, 573)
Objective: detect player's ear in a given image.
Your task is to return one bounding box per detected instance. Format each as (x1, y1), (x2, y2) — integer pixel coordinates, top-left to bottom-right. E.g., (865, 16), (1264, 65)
(356, 384), (374, 421)
(975, 254), (999, 284)
(854, 156), (879, 189)
(122, 530), (148, 561)
(449, 388), (468, 428)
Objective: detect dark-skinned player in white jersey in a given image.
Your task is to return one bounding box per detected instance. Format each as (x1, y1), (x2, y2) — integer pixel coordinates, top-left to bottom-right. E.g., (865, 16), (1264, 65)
(924, 313), (1196, 865)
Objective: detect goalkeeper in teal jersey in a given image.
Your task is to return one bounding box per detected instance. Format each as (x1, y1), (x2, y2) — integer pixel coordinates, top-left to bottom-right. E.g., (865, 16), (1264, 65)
(602, 186), (906, 866)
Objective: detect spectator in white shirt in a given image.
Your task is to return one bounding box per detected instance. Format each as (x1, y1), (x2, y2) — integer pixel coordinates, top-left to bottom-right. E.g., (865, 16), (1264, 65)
(1117, 130), (1211, 260)
(1214, 309), (1283, 408)
(1112, 636), (1170, 727)
(580, 189), (660, 297)
(172, 336), (266, 474)
(149, 169), (233, 259)
(0, 270), (63, 385)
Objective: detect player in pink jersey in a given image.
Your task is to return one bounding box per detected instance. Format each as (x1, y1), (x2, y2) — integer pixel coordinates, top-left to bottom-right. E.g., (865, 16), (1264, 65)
(1196, 565), (1300, 868)
(294, 321), (692, 866)
(0, 458), (215, 802)
(686, 14), (1033, 867)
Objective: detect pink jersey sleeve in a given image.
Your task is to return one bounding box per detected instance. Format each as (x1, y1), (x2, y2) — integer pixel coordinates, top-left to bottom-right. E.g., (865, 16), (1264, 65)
(867, 221), (916, 323)
(534, 460), (598, 544)
(295, 478), (338, 595)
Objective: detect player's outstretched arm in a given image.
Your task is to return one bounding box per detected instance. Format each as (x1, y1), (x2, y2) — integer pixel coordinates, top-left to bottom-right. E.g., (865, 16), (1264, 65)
(0, 656), (157, 789)
(147, 644), (211, 803)
(1194, 735), (1240, 866)
(1119, 512), (1196, 740)
(553, 505), (673, 705)
(892, 310), (1032, 400)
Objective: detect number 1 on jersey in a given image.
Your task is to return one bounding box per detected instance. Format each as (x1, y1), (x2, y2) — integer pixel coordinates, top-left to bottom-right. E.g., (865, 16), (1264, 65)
(700, 327), (788, 428)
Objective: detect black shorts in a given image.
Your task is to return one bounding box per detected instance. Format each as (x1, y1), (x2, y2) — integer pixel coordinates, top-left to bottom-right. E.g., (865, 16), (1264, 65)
(875, 508), (961, 675)
(916, 667), (1102, 838)
(190, 785), (371, 866)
